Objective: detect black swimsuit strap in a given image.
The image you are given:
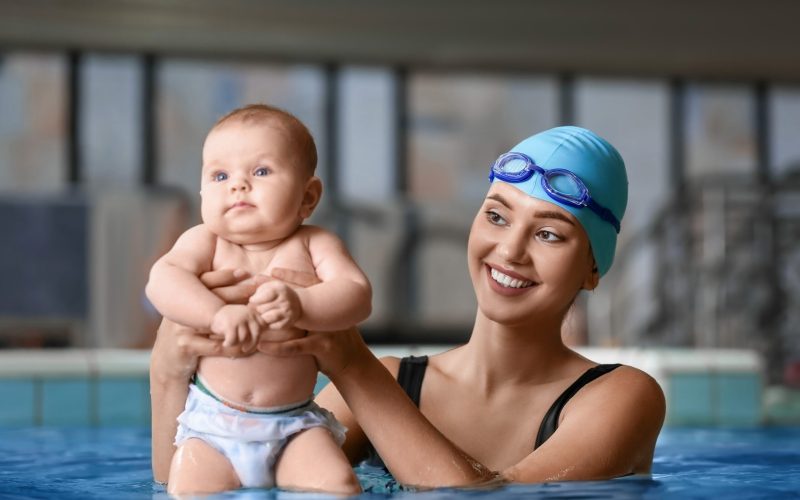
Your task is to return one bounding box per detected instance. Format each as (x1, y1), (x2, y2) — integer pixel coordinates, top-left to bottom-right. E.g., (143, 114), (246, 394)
(397, 355), (429, 406)
(394, 357), (621, 452)
(534, 363), (622, 449)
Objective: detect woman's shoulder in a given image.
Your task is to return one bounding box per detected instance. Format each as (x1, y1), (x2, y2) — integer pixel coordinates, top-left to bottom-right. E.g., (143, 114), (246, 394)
(568, 364), (666, 426)
(377, 356), (403, 378)
(604, 364), (664, 396)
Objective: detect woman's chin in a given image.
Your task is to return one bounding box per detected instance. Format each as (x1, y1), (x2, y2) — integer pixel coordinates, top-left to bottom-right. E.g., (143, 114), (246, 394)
(477, 304), (534, 329)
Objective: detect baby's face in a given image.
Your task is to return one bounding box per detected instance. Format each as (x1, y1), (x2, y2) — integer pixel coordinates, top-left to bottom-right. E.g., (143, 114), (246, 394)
(200, 120), (311, 246)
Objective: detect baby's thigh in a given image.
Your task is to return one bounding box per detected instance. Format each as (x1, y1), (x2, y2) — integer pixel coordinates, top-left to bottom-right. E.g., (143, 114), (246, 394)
(168, 438), (240, 495)
(275, 427), (361, 495)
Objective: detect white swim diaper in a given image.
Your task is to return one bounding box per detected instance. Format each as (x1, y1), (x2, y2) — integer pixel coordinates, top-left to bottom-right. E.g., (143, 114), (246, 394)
(175, 384), (347, 488)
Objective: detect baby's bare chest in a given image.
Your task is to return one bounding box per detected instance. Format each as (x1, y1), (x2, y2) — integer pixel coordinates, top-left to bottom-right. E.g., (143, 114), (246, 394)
(211, 237), (316, 276)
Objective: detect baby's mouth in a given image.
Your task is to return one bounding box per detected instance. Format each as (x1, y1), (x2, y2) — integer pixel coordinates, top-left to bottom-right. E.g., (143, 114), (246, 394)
(228, 201), (255, 211)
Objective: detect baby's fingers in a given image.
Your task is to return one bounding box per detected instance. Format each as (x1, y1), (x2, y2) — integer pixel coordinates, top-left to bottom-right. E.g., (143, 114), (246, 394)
(255, 302), (284, 318)
(223, 329), (237, 347)
(268, 317), (291, 330)
(236, 324), (250, 345)
(250, 285), (278, 305)
(246, 318), (261, 351)
(260, 309), (285, 325)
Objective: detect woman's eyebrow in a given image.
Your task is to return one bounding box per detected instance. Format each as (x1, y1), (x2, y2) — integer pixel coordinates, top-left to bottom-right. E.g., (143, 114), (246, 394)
(485, 194), (510, 208)
(487, 193), (575, 225)
(533, 210), (576, 226)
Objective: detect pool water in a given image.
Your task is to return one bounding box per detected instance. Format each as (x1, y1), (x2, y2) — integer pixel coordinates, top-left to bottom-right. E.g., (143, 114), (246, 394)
(1, 427), (798, 499)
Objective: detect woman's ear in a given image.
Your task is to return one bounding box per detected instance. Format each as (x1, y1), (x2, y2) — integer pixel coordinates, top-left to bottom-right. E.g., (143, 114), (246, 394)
(299, 176), (323, 219)
(583, 261), (600, 291)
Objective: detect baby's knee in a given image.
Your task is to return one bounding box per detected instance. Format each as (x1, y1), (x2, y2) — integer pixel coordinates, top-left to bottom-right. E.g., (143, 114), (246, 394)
(168, 439), (239, 495)
(316, 464), (361, 495)
(275, 431), (361, 494)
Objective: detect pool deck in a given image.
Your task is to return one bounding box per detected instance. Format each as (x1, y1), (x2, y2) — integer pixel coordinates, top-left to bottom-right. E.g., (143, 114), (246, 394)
(0, 346), (794, 427)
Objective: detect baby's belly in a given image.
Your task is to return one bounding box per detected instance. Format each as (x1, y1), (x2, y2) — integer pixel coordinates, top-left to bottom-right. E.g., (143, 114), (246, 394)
(197, 330), (317, 408)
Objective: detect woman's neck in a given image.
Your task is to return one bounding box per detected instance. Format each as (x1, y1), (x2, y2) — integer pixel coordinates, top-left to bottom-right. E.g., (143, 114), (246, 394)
(442, 311), (580, 394)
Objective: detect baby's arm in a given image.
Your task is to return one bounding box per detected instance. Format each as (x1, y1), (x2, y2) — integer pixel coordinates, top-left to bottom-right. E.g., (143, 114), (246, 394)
(252, 227), (371, 331)
(146, 225), (222, 330)
(146, 225), (263, 344)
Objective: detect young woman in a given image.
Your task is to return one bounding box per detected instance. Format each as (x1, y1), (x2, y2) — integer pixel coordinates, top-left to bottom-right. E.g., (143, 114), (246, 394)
(150, 126), (665, 488)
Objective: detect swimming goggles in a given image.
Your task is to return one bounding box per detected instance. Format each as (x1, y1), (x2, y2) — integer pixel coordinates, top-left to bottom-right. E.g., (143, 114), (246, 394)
(488, 152), (621, 233)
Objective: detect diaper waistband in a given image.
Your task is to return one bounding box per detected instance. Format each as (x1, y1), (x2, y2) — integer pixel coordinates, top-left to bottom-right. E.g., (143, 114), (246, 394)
(193, 374), (312, 414)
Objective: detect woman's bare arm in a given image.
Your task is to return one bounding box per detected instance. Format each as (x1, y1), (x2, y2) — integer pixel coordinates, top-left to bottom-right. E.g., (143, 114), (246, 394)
(260, 331), (665, 488)
(149, 268), (283, 483)
(259, 328), (497, 487)
(503, 367), (665, 482)
(150, 319), (224, 483)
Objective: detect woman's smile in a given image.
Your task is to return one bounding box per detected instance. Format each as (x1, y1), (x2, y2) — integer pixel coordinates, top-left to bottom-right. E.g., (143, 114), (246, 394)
(485, 264), (537, 296)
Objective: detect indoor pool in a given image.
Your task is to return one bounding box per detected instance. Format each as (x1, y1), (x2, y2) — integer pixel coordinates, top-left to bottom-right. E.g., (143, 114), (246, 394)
(0, 427), (798, 499)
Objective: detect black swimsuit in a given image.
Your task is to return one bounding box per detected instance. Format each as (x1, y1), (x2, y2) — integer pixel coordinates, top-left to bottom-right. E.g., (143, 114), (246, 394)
(365, 355), (621, 468)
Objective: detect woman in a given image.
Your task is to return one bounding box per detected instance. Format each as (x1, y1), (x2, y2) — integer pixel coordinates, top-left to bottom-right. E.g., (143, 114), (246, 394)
(151, 126), (665, 488)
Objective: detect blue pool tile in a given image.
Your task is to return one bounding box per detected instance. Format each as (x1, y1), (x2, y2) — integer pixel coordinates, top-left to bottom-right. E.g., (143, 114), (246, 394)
(42, 378), (91, 426)
(717, 373), (762, 426)
(0, 379), (36, 426)
(669, 373), (714, 425)
(97, 378), (150, 426)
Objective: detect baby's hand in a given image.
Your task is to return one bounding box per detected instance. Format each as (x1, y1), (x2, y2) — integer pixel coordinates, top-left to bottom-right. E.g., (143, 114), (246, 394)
(210, 304), (264, 348)
(250, 280), (302, 330)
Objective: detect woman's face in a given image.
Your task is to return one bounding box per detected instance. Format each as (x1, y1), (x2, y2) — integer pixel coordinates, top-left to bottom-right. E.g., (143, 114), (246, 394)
(467, 182), (598, 327)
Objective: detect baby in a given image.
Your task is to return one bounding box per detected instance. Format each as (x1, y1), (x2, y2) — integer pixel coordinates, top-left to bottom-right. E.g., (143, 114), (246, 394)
(146, 104), (371, 495)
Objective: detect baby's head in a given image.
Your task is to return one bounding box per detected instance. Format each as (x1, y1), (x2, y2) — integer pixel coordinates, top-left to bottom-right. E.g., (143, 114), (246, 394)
(200, 104), (322, 246)
(211, 104), (318, 176)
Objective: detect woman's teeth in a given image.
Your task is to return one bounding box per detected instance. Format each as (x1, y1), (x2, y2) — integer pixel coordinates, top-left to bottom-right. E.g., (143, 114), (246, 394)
(490, 268), (533, 289)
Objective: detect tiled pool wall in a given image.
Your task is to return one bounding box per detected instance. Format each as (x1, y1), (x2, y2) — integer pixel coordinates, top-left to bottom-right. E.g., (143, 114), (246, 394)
(0, 347), (795, 427)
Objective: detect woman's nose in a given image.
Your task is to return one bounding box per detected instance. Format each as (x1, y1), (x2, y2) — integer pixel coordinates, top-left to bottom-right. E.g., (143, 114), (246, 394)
(497, 227), (530, 264)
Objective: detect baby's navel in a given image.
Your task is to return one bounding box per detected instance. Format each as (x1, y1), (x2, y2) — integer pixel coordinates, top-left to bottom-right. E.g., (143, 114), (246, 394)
(240, 390), (255, 406)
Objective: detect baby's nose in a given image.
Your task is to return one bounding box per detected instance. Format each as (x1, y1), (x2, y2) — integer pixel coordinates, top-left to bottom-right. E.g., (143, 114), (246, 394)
(230, 177), (250, 191)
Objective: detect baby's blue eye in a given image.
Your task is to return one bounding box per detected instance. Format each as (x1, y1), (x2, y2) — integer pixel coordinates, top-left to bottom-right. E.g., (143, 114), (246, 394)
(254, 167), (269, 177)
(214, 172), (228, 182)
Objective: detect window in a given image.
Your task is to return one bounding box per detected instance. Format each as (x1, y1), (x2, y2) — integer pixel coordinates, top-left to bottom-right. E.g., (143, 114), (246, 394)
(408, 73), (559, 203)
(337, 66), (397, 203)
(685, 83), (757, 179)
(0, 52), (67, 192)
(79, 54), (143, 186)
(770, 86), (800, 180)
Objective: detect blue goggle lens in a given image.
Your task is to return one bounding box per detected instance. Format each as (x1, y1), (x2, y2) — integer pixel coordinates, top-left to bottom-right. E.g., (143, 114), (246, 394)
(545, 171), (584, 200)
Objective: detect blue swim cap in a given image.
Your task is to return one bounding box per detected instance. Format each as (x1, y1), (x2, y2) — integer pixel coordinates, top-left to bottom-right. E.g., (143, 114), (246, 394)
(490, 126), (628, 277)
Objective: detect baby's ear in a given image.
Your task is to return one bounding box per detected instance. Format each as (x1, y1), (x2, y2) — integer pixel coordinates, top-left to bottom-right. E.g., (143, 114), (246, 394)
(299, 176), (323, 218)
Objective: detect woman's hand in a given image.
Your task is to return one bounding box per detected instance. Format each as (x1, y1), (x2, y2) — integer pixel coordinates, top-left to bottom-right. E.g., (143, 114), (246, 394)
(202, 268), (269, 304)
(257, 326), (370, 380)
(252, 268), (369, 377)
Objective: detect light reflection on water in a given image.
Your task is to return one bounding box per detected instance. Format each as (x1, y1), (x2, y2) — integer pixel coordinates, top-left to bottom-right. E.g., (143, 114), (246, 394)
(0, 427), (798, 499)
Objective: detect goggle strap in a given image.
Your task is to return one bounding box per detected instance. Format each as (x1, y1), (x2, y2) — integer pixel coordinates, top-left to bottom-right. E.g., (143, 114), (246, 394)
(586, 198), (620, 233)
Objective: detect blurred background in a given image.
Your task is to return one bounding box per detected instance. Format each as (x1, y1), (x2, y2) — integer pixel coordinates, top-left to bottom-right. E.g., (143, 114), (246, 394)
(0, 0), (798, 390)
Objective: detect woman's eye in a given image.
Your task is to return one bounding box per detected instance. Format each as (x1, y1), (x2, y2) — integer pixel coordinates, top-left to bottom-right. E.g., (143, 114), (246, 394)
(485, 210), (507, 226)
(537, 230), (562, 242)
(254, 167), (269, 177)
(213, 172), (228, 182)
